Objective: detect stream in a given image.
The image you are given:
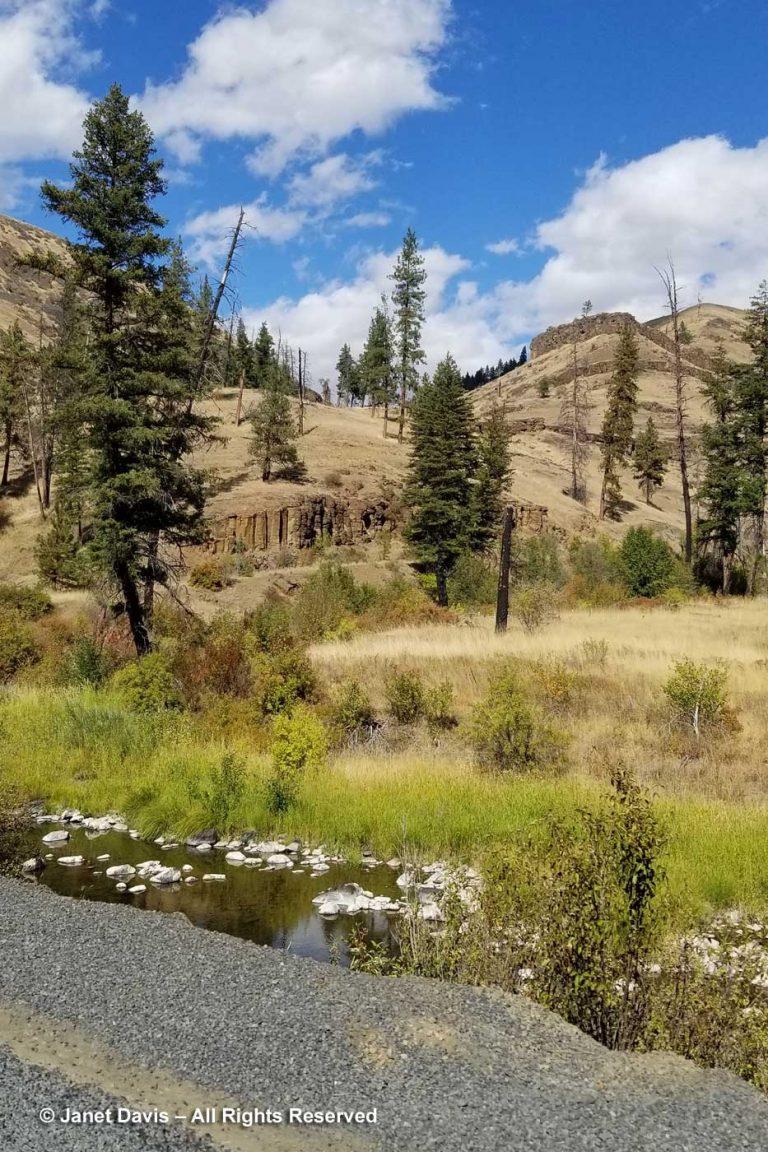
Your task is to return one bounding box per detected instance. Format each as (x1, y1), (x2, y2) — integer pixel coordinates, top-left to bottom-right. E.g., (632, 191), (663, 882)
(24, 824), (403, 966)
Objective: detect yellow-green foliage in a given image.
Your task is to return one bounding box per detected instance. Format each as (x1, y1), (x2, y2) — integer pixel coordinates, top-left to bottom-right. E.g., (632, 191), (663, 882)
(466, 666), (566, 773)
(267, 704), (328, 813)
(112, 653), (183, 713)
(0, 608), (41, 683)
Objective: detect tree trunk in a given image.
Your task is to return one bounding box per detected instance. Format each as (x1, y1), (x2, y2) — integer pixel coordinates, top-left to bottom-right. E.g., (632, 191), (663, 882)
(495, 506), (515, 633)
(435, 562), (448, 608)
(598, 464), (608, 520)
(235, 371), (245, 427)
(722, 552), (732, 596)
(1, 422), (11, 486)
(658, 263), (693, 564)
(116, 561), (151, 656)
(144, 533), (159, 622)
(398, 377), (406, 443)
(383, 402), (389, 438)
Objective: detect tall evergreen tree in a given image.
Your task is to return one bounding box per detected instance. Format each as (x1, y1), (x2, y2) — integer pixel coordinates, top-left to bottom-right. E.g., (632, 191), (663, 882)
(599, 324), (639, 519)
(405, 354), (476, 605)
(469, 402), (512, 552)
(249, 377), (300, 482)
(233, 318), (257, 389)
(336, 343), (358, 406)
(360, 304), (395, 432)
(41, 84), (214, 655)
(698, 349), (743, 594)
(253, 322), (275, 388)
(390, 228), (427, 442)
(632, 418), (667, 505)
(738, 281), (768, 592)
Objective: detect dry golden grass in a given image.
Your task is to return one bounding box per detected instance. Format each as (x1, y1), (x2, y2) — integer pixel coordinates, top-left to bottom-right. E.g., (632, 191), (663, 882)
(311, 599), (768, 802)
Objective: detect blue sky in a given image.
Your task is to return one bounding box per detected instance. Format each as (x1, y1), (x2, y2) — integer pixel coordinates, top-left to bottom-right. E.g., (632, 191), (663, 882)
(1, 0), (767, 380)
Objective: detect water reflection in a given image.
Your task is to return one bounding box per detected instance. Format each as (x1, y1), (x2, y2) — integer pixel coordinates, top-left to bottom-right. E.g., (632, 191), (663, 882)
(27, 828), (401, 966)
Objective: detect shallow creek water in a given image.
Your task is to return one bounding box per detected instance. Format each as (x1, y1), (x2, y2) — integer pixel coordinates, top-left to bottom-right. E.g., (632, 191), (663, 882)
(25, 826), (402, 966)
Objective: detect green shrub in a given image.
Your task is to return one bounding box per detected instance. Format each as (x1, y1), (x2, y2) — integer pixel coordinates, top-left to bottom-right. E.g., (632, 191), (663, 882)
(536, 379), (551, 398)
(619, 527), (677, 598)
(112, 653), (184, 713)
(663, 659), (729, 737)
(423, 680), (457, 734)
(0, 789), (27, 878)
(467, 668), (566, 772)
(0, 584), (52, 620)
(65, 636), (111, 687)
(331, 679), (376, 739)
(188, 558), (232, 591)
(447, 553), (497, 607)
(292, 562), (376, 641)
(385, 670), (425, 725)
(511, 584), (559, 633)
(568, 536), (623, 599)
(0, 608), (41, 682)
(266, 705), (328, 813)
(253, 649), (316, 716)
(529, 659), (580, 714)
(246, 595), (293, 654)
(35, 509), (90, 588)
(515, 536), (565, 587)
(204, 751), (246, 831)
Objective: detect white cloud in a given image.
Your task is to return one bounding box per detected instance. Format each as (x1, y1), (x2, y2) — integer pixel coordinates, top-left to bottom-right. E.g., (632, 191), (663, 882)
(287, 152), (381, 211)
(485, 238), (520, 256)
(141, 0), (452, 174)
(0, 1), (91, 163)
(344, 211), (392, 229)
(184, 196), (306, 266)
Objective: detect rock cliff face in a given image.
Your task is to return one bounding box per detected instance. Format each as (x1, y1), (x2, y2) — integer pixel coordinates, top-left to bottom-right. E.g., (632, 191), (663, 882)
(206, 494), (394, 554)
(531, 310), (714, 375)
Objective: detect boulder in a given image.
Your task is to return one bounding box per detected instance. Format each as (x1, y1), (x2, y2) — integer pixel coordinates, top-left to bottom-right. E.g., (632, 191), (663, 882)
(149, 867), (181, 885)
(285, 840), (302, 854)
(396, 871), (415, 890)
(185, 828), (220, 848)
(195, 843), (212, 853)
(22, 857), (45, 873)
(267, 853), (293, 868)
(61, 809), (83, 824)
(247, 840), (284, 857)
(225, 851), (246, 864)
(106, 864), (137, 880)
(57, 856), (84, 867)
(418, 902), (445, 923)
(317, 901), (339, 917)
(128, 885), (147, 895)
(42, 830), (69, 844)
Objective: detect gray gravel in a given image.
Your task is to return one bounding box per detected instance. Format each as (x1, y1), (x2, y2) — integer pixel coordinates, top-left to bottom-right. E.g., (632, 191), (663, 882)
(1, 877), (768, 1151)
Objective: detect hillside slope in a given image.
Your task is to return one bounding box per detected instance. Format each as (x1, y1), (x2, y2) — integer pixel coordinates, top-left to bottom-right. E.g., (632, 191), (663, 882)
(0, 210), (754, 586)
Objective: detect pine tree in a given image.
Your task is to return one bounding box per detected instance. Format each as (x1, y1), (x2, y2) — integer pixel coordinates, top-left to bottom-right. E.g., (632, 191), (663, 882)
(632, 418), (667, 505)
(518, 345), (528, 365)
(41, 84), (214, 654)
(599, 324), (639, 519)
(737, 281), (768, 592)
(336, 343), (357, 406)
(469, 402), (511, 552)
(253, 322), (275, 388)
(698, 350), (743, 593)
(233, 318), (257, 389)
(360, 305), (395, 433)
(249, 377), (300, 482)
(390, 228), (427, 442)
(405, 354), (476, 605)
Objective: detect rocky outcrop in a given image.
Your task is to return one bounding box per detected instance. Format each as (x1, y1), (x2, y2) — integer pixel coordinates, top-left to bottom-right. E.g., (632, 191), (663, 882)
(531, 310), (715, 376)
(206, 494), (394, 554)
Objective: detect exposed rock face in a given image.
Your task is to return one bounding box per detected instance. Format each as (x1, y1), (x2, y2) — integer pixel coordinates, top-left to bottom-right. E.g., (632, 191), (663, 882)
(531, 309), (715, 375)
(511, 502), (549, 534)
(206, 494), (394, 555)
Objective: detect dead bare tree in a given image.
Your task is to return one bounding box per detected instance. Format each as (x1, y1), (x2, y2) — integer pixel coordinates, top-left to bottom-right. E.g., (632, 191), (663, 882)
(560, 337), (590, 504)
(297, 347), (306, 435)
(495, 505), (516, 633)
(193, 207), (245, 395)
(656, 260), (693, 564)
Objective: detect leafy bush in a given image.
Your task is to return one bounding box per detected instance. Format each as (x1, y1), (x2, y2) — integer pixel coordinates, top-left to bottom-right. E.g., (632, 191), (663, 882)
(331, 679), (376, 740)
(619, 528), (677, 598)
(0, 584), (52, 620)
(385, 670), (425, 725)
(529, 659), (580, 714)
(424, 680), (457, 734)
(447, 553), (497, 607)
(204, 751), (246, 831)
(252, 649), (315, 716)
(536, 379), (551, 398)
(246, 595), (293, 654)
(466, 667), (566, 772)
(266, 705), (328, 813)
(0, 789), (27, 878)
(292, 562), (376, 641)
(35, 509), (90, 588)
(112, 653), (184, 713)
(511, 584), (559, 633)
(0, 608), (41, 682)
(663, 659), (730, 737)
(360, 574), (450, 629)
(188, 558), (232, 591)
(514, 536), (565, 587)
(65, 636), (111, 687)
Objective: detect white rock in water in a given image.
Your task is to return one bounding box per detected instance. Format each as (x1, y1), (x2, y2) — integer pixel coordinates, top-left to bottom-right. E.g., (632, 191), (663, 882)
(248, 840), (284, 857)
(226, 840), (243, 851)
(22, 857), (45, 873)
(213, 840), (228, 850)
(318, 901), (339, 917)
(196, 843), (212, 853)
(396, 871), (415, 890)
(386, 858), (401, 869)
(181, 864), (194, 874)
(128, 885), (147, 895)
(267, 853), (293, 867)
(96, 854), (110, 862)
(225, 851), (246, 863)
(243, 859), (261, 867)
(150, 867), (181, 885)
(154, 836), (165, 845)
(57, 856), (84, 867)
(106, 864), (136, 880)
(202, 874), (226, 882)
(36, 813), (61, 824)
(418, 902), (445, 922)
(129, 830), (141, 840)
(292, 869), (305, 874)
(42, 830), (69, 844)
(311, 863), (330, 875)
(184, 876), (198, 885)
(82, 816), (113, 832)
(44, 853), (54, 861)
(115, 882), (127, 892)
